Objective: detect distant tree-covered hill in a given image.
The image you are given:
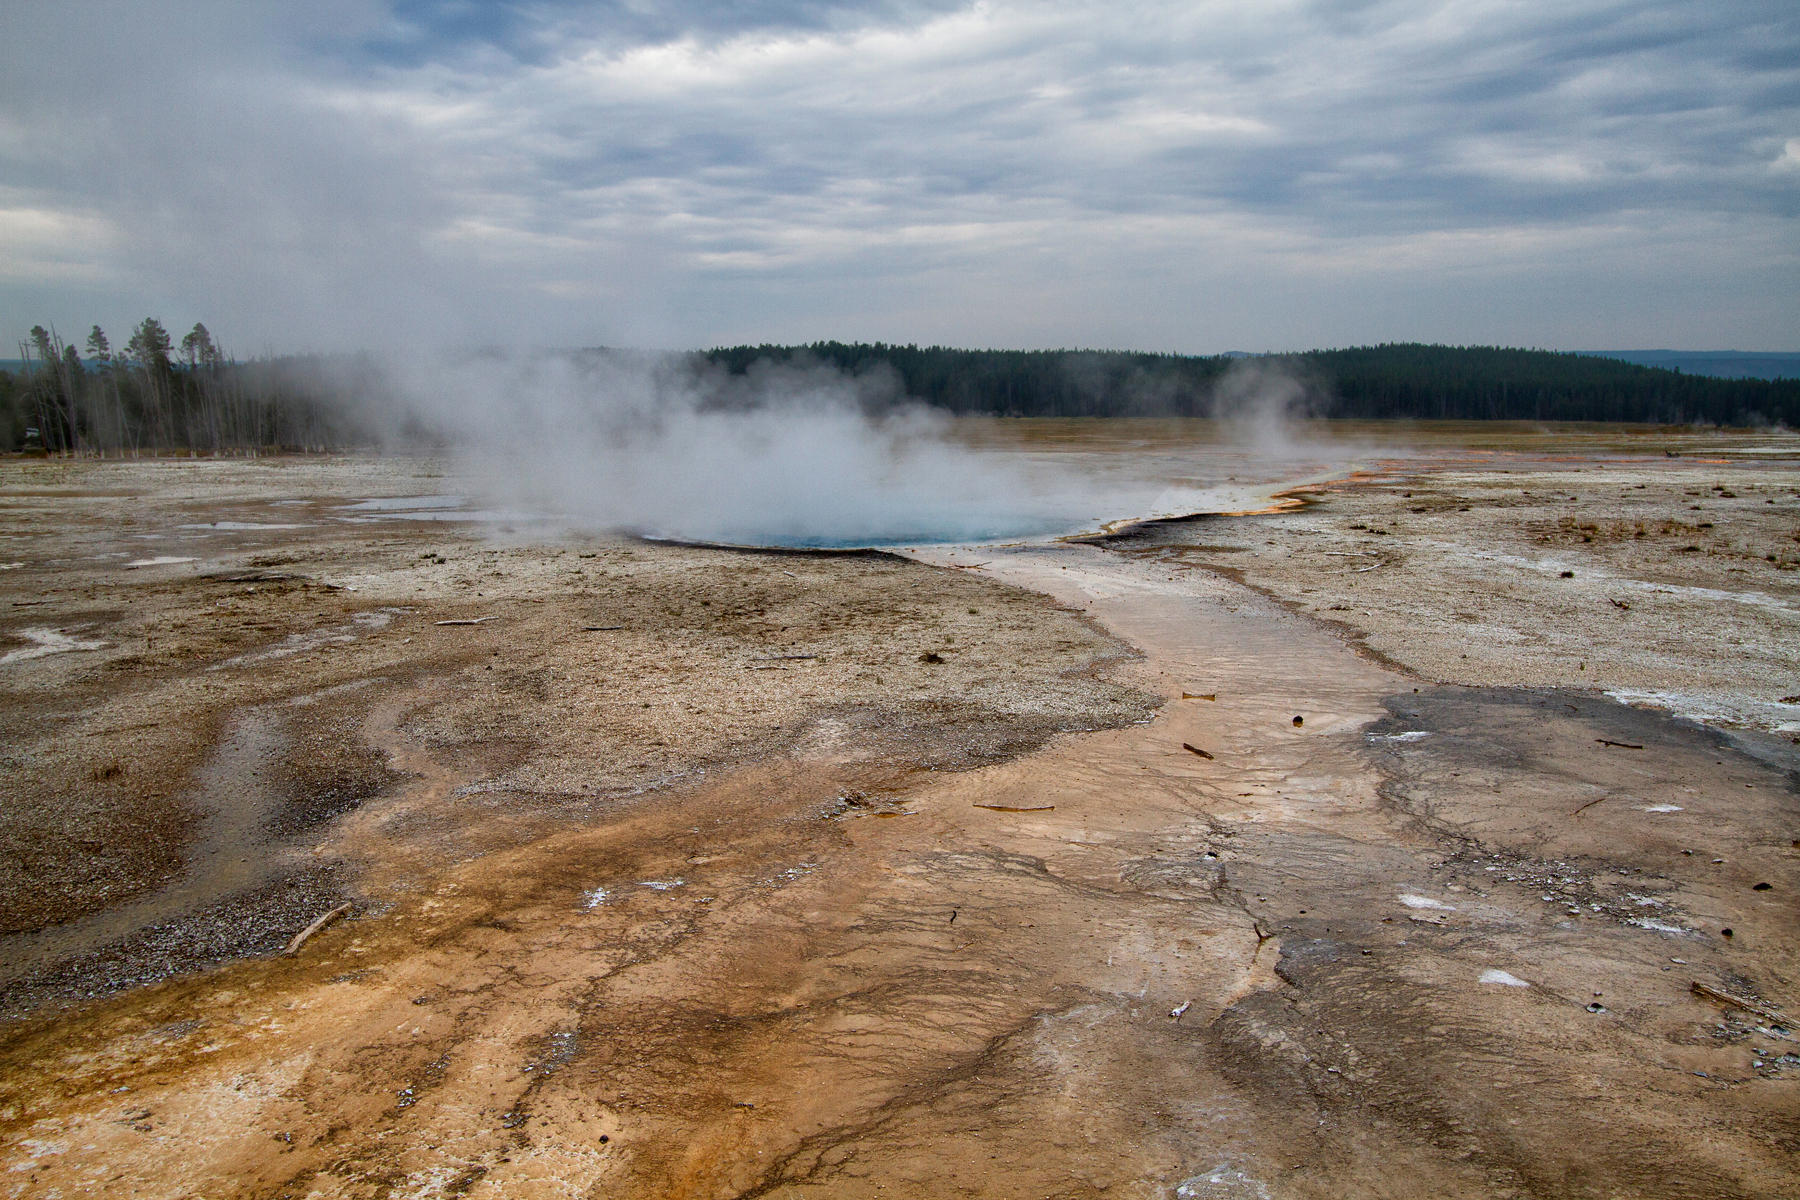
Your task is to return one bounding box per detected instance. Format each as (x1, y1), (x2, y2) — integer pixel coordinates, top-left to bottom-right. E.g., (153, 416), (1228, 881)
(1576, 350), (1800, 381)
(706, 342), (1800, 426)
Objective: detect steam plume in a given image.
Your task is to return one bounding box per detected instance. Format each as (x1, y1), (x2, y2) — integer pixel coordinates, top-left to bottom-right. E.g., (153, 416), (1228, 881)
(375, 349), (1345, 546)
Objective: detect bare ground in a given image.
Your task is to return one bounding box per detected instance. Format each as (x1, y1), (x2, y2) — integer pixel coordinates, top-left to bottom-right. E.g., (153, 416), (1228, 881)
(0, 427), (1796, 1199)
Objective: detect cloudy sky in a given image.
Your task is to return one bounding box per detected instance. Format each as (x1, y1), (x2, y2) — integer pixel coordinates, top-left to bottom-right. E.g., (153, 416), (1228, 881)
(2, 0), (1795, 354)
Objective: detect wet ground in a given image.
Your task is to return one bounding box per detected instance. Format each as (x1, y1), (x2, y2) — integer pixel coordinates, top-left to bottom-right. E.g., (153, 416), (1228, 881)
(0, 425), (1796, 1198)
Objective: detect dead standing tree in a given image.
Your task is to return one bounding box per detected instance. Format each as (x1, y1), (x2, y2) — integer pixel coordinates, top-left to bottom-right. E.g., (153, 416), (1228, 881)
(125, 318), (176, 451)
(85, 325), (133, 455)
(20, 326), (83, 455)
(180, 322), (224, 453)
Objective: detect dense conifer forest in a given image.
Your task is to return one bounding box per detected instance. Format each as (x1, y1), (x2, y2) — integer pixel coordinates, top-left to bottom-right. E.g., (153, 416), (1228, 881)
(708, 342), (1800, 426)
(5, 323), (1795, 455)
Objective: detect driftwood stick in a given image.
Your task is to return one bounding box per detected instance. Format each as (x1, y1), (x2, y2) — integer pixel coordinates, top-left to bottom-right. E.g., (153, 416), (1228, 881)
(1690, 981), (1788, 1025)
(285, 903), (353, 956)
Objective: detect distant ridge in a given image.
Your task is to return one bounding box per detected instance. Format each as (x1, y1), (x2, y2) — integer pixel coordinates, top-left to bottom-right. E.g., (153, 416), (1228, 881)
(1578, 350), (1800, 381)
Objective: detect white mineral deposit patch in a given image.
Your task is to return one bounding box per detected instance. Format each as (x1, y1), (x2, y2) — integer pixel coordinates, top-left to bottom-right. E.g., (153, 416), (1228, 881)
(0, 628), (109, 665)
(339, 495), (467, 511)
(1479, 969), (1531, 987)
(1174, 1163), (1271, 1199)
(1607, 688), (1799, 733)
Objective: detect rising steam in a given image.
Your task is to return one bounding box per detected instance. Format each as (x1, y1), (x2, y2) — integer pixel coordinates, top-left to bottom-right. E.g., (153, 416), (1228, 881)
(1204, 358), (1326, 458)
(376, 351), (1340, 547)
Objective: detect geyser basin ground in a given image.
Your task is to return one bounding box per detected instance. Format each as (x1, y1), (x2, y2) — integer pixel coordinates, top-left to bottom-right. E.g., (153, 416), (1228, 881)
(1, 421), (1796, 1199)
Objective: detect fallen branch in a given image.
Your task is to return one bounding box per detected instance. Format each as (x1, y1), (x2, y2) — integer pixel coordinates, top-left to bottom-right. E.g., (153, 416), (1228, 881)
(1182, 743), (1215, 760)
(284, 903), (353, 956)
(1690, 981), (1789, 1025)
(583, 625), (624, 631)
(1596, 739), (1644, 750)
(1570, 795), (1610, 816)
(434, 616), (495, 626)
(973, 803), (1056, 812)
(1182, 692), (1216, 701)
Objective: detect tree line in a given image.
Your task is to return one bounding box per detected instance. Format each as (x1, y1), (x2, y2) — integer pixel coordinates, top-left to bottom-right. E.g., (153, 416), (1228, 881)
(7, 327), (1797, 455)
(707, 341), (1800, 426)
(2, 319), (375, 455)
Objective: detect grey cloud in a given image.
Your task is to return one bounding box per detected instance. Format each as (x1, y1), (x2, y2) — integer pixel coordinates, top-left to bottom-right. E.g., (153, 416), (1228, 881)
(1, 0), (1795, 352)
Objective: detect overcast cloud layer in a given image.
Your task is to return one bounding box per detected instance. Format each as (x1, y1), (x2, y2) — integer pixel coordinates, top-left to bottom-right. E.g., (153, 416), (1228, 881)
(2, 0), (1796, 354)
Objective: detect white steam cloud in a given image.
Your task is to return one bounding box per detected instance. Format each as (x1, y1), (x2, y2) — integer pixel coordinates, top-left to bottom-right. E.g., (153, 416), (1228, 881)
(1204, 359), (1326, 460)
(378, 351), (1345, 547)
(391, 351), (1062, 546)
